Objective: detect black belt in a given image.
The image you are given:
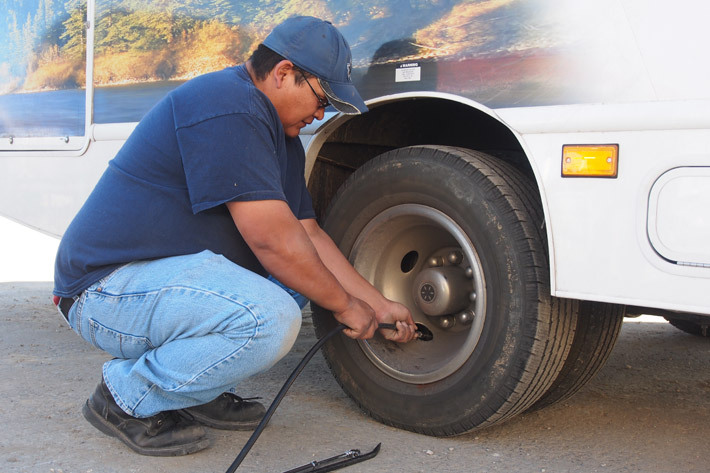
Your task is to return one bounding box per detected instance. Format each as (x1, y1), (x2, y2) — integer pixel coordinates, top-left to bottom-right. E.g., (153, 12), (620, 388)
(58, 297), (75, 320)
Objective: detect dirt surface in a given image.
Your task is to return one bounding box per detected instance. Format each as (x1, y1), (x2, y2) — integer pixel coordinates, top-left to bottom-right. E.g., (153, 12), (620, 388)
(1, 282), (708, 473)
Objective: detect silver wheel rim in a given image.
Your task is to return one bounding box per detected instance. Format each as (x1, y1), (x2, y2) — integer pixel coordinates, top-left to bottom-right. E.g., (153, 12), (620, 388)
(350, 204), (486, 384)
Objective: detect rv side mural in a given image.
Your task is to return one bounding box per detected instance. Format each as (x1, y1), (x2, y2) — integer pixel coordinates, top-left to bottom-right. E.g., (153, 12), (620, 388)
(5, 0), (704, 138)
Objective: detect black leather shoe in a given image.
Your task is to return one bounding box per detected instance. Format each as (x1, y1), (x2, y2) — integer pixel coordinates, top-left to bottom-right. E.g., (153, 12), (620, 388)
(181, 392), (266, 430)
(82, 379), (210, 456)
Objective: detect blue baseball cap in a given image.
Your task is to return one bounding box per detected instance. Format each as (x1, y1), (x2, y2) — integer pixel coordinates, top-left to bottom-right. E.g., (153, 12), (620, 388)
(263, 16), (367, 115)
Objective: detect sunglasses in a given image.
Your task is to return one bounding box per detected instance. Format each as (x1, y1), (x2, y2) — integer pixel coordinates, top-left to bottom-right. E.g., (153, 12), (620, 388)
(299, 70), (330, 109)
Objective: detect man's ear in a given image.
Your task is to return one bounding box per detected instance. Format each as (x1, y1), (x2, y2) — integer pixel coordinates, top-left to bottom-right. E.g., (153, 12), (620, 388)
(272, 60), (294, 89)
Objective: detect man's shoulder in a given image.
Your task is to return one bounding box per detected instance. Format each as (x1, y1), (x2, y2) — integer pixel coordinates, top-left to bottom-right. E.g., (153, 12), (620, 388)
(185, 66), (242, 91)
(170, 66), (273, 128)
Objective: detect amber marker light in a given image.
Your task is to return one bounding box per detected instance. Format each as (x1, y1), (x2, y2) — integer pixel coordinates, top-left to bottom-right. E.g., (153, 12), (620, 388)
(562, 144), (619, 177)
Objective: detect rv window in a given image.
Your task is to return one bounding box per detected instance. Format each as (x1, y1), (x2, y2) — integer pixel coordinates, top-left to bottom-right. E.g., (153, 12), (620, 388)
(0, 0), (87, 148)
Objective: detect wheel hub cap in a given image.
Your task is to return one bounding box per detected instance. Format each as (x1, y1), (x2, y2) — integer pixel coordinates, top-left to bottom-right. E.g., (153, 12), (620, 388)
(349, 204), (487, 383)
(413, 266), (471, 316)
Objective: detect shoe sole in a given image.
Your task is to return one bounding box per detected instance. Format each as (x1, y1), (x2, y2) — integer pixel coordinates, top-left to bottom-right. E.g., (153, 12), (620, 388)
(82, 401), (211, 456)
(184, 408), (263, 431)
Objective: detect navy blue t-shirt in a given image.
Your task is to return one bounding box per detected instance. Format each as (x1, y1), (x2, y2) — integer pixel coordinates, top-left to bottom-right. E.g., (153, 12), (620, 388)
(54, 65), (315, 297)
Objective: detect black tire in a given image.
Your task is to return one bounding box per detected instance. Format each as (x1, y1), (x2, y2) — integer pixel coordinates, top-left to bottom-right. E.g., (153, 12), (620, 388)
(664, 317), (710, 337)
(530, 301), (624, 410)
(312, 145), (576, 436)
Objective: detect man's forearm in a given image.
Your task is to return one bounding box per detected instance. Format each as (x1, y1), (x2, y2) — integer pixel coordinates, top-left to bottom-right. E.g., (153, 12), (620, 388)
(300, 218), (417, 342)
(227, 200), (381, 339)
(227, 201), (351, 314)
(300, 219), (388, 313)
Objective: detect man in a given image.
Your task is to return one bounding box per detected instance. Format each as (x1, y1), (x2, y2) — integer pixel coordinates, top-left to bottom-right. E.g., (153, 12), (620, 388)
(53, 16), (416, 457)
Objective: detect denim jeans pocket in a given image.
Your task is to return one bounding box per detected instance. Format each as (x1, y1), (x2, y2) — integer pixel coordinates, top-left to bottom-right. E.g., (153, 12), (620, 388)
(89, 318), (155, 359)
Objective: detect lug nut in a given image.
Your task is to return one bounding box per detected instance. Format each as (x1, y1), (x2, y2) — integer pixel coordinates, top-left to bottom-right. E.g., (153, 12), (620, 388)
(428, 256), (444, 267)
(447, 251), (463, 265)
(456, 310), (475, 326)
(434, 315), (456, 329)
(465, 267), (473, 278)
(470, 292), (477, 301)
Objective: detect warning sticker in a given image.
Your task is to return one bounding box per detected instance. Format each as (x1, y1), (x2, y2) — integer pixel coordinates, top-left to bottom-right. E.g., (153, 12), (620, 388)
(395, 63), (421, 82)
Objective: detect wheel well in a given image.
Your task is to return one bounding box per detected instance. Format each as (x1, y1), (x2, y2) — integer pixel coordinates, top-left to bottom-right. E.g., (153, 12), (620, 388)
(307, 97), (532, 219)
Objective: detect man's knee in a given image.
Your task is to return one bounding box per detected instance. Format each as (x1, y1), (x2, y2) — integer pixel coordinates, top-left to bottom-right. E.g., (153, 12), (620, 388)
(265, 291), (302, 362)
(219, 283), (301, 364)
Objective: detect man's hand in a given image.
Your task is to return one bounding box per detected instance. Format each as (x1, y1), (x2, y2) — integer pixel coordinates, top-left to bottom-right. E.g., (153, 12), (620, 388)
(376, 300), (417, 343)
(333, 296), (378, 340)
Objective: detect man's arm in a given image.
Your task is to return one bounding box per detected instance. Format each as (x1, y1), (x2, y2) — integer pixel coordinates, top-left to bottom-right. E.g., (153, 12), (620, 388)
(300, 218), (417, 343)
(227, 199), (377, 339)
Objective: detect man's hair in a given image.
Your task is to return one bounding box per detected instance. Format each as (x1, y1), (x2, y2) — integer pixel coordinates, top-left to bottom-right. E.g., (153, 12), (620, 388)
(249, 44), (312, 83)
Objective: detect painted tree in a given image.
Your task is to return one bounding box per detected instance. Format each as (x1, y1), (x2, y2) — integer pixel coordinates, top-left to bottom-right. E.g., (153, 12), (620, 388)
(60, 3), (86, 60)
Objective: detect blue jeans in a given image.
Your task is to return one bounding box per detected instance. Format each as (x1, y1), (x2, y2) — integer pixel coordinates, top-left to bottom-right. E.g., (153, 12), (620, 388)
(65, 250), (304, 418)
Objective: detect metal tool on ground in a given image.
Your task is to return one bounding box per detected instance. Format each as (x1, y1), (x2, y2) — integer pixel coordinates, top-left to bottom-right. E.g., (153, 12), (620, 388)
(224, 320), (432, 473)
(283, 444), (382, 473)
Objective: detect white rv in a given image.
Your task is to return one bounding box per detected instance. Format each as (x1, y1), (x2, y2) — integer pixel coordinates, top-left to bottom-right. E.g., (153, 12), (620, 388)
(1, 0), (708, 435)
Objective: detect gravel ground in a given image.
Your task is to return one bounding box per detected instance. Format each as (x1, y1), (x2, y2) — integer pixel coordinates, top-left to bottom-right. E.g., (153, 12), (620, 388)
(1, 282), (708, 473)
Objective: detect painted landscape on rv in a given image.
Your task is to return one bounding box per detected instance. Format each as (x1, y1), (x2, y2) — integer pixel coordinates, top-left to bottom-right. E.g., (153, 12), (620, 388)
(3, 0), (648, 136)
(1, 0), (582, 104)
